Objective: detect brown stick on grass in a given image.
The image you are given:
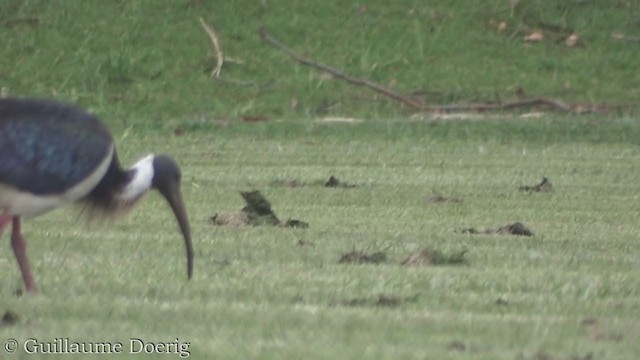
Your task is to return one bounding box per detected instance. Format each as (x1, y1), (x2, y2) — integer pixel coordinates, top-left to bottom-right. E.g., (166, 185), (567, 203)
(260, 27), (624, 115)
(199, 17), (224, 77)
(259, 27), (426, 111)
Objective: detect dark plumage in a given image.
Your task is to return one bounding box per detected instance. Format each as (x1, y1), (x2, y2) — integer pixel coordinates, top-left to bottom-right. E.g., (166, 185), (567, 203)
(0, 98), (112, 196)
(0, 98), (194, 293)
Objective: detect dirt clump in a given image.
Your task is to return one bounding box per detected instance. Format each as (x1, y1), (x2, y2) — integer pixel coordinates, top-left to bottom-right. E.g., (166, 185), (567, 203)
(210, 190), (308, 228)
(458, 222), (533, 236)
(270, 178), (305, 188)
(425, 194), (463, 203)
(519, 177), (553, 192)
(0, 310), (18, 326)
(447, 341), (466, 351)
(339, 251), (387, 264)
(330, 294), (418, 308)
(325, 175), (357, 188)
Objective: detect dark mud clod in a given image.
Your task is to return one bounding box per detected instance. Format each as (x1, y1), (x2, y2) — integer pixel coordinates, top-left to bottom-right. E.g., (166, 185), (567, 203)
(425, 194), (463, 203)
(1, 310), (19, 326)
(519, 177), (553, 192)
(458, 222), (533, 237)
(495, 298), (509, 306)
(281, 219), (309, 228)
(270, 179), (305, 188)
(297, 239), (314, 247)
(459, 228), (481, 234)
(270, 175), (359, 188)
(325, 176), (340, 187)
(339, 251), (387, 264)
(241, 190), (281, 225)
(325, 175), (357, 188)
(374, 295), (402, 307)
(330, 294), (418, 308)
(401, 248), (469, 267)
(496, 222), (533, 236)
(448, 341), (466, 351)
(211, 190), (308, 228)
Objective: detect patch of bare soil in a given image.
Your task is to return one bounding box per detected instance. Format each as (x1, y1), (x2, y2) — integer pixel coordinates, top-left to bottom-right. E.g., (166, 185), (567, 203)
(0, 310), (18, 326)
(495, 297), (509, 306)
(270, 178), (306, 188)
(296, 239), (314, 247)
(330, 294), (418, 308)
(339, 251), (387, 264)
(269, 176), (360, 189)
(401, 248), (468, 266)
(325, 175), (357, 188)
(517, 351), (594, 360)
(447, 341), (466, 351)
(210, 190), (308, 228)
(458, 222), (533, 236)
(519, 177), (553, 192)
(425, 194), (463, 203)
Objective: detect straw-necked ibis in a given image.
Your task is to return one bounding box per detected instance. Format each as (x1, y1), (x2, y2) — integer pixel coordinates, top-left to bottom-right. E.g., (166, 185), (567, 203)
(0, 98), (194, 293)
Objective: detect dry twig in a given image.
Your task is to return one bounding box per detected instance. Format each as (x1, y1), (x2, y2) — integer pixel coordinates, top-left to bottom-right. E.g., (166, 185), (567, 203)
(199, 17), (224, 77)
(259, 27), (425, 110)
(611, 33), (640, 43)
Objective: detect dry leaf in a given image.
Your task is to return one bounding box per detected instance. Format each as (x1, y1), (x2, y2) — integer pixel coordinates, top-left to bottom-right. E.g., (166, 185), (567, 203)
(524, 31), (544, 43)
(565, 32), (579, 47)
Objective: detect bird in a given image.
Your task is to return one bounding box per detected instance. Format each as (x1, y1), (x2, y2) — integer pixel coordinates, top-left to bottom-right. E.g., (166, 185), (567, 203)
(0, 97), (194, 293)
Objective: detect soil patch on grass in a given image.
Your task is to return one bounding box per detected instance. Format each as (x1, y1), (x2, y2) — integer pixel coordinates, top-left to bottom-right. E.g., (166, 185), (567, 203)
(339, 250), (387, 264)
(519, 177), (553, 192)
(210, 190), (308, 228)
(0, 310), (18, 326)
(425, 194), (463, 203)
(458, 222), (533, 236)
(269, 175), (360, 189)
(325, 175), (358, 188)
(270, 179), (306, 188)
(330, 294), (418, 308)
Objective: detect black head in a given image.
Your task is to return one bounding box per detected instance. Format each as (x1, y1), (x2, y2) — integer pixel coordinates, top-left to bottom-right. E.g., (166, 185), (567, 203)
(151, 155), (194, 279)
(152, 155), (182, 192)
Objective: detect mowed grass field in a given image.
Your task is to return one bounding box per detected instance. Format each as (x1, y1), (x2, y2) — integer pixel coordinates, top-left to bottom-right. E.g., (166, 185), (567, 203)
(0, 116), (639, 359)
(1, 0), (640, 359)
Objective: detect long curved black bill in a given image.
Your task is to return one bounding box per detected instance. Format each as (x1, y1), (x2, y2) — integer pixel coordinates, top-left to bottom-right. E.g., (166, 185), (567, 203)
(160, 184), (194, 279)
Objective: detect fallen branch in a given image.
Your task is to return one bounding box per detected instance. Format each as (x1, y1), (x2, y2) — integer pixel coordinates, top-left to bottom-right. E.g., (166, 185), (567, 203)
(199, 17), (224, 77)
(259, 27), (425, 110)
(426, 98), (627, 114)
(260, 27), (628, 115)
(611, 32), (640, 43)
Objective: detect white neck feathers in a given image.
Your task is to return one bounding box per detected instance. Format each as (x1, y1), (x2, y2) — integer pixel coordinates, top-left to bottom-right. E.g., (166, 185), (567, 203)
(120, 155), (155, 202)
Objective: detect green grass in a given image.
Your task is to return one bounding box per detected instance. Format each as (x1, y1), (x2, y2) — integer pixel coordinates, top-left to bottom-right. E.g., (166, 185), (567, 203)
(1, 116), (639, 359)
(1, 0), (640, 359)
(1, 0), (639, 121)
